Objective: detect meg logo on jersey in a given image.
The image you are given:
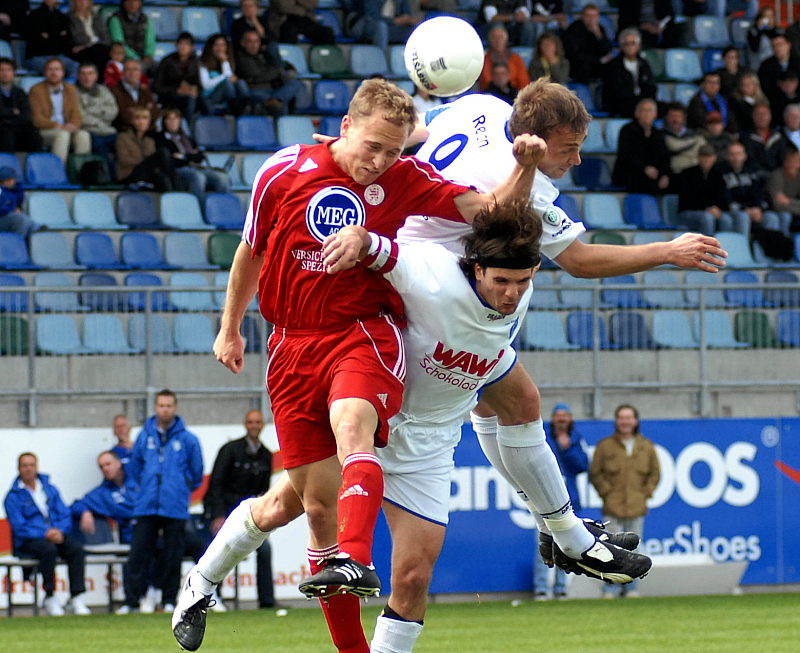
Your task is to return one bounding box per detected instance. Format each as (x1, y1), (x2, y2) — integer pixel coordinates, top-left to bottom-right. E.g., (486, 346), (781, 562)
(305, 186), (366, 242)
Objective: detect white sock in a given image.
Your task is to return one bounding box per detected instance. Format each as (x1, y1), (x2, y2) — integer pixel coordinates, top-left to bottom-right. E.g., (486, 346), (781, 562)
(371, 615), (423, 653)
(194, 498), (269, 593)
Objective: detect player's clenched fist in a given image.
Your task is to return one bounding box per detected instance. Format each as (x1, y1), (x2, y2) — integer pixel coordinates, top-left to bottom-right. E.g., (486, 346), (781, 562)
(512, 133), (547, 168)
(213, 330), (245, 374)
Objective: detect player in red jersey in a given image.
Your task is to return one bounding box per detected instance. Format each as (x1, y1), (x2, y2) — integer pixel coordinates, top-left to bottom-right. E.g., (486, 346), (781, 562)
(172, 78), (545, 653)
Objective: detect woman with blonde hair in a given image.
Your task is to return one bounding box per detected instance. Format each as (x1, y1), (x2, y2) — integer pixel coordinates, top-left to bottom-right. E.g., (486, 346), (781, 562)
(731, 71), (769, 133)
(67, 0), (110, 73)
(528, 31), (569, 84)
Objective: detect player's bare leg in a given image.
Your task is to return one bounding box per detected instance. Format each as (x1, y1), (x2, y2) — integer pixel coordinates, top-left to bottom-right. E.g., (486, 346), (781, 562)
(371, 502), (445, 653)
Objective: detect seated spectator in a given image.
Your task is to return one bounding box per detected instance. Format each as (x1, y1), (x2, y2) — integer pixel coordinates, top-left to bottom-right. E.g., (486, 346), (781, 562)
(235, 29), (303, 116)
(348, 0), (421, 52)
(107, 0), (156, 72)
(741, 103), (783, 175)
(156, 107), (229, 200)
(268, 0), (335, 46)
(3, 452), (90, 616)
(111, 58), (159, 130)
(700, 111), (736, 161)
(411, 86), (441, 114)
(0, 167), (39, 238)
(199, 34), (249, 116)
(26, 0), (79, 78)
(771, 71), (800, 128)
(230, 0), (278, 60)
(527, 31), (569, 84)
(104, 42), (126, 88)
(774, 104), (800, 164)
(748, 6), (778, 70)
(76, 62), (118, 168)
(663, 102), (706, 176)
(153, 33), (201, 123)
(29, 57), (91, 163)
(0, 0), (29, 42)
(676, 144), (744, 235)
(730, 71), (768, 134)
(529, 1), (568, 32)
(714, 47), (748, 101)
(612, 98), (671, 194)
(688, 72), (738, 134)
(0, 57), (42, 153)
(68, 0), (110, 76)
(789, 18), (800, 61)
(602, 27), (657, 119)
(563, 3), (613, 84)
(484, 62), (517, 104)
(475, 1), (535, 47)
(115, 106), (173, 190)
(479, 25), (530, 93)
(767, 149), (800, 232)
(617, 0), (683, 50)
(758, 32), (800, 112)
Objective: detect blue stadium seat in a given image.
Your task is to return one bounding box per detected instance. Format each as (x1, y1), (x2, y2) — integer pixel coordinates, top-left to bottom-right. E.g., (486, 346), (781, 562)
(29, 232), (83, 270)
(193, 116), (236, 150)
(723, 270), (765, 307)
(691, 16), (729, 48)
(164, 233), (218, 270)
(25, 153), (78, 189)
(715, 231), (759, 268)
(528, 272), (563, 309)
(160, 192), (207, 230)
(702, 49), (724, 73)
(664, 49), (703, 82)
(729, 18), (751, 49)
(205, 153), (247, 191)
(510, 46), (533, 68)
(239, 314), (263, 352)
(128, 314), (176, 353)
(521, 312), (579, 350)
(388, 44), (407, 78)
(661, 193), (680, 225)
(26, 192), (76, 229)
(318, 115), (343, 137)
(212, 271), (258, 311)
(776, 310), (800, 347)
(558, 273), (596, 309)
(603, 118), (627, 151)
(33, 272), (87, 312)
(204, 193), (245, 231)
(631, 231), (669, 246)
(641, 270), (685, 308)
(153, 41), (174, 62)
(566, 310), (613, 349)
(673, 83), (697, 107)
(143, 6), (180, 40)
(79, 272), (123, 311)
(582, 194), (626, 230)
(567, 82), (606, 116)
(571, 157), (615, 191)
(314, 79), (350, 114)
(278, 44), (316, 79)
(693, 310), (749, 348)
(169, 272), (216, 311)
(242, 154), (265, 187)
(0, 40), (13, 60)
(18, 77), (44, 94)
(581, 120), (607, 153)
(656, 82), (673, 103)
(764, 270), (800, 308)
(181, 7), (220, 41)
(608, 311), (655, 349)
(0, 273), (27, 312)
(124, 272), (174, 312)
(623, 194), (671, 229)
(601, 275), (649, 308)
(74, 232), (129, 270)
(116, 192), (162, 229)
(276, 116), (316, 147)
(120, 232), (171, 270)
(316, 9), (349, 42)
(350, 45), (388, 77)
(552, 167), (579, 191)
(0, 233), (38, 270)
(0, 153), (23, 180)
(82, 314), (140, 354)
(684, 270), (728, 308)
(173, 313), (216, 353)
(36, 315), (89, 354)
(73, 192), (125, 230)
(553, 194), (581, 223)
(652, 310), (698, 348)
(236, 116), (278, 150)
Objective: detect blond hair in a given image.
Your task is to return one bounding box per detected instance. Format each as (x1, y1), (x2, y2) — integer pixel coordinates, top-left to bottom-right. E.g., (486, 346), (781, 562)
(509, 78), (590, 140)
(347, 79), (417, 132)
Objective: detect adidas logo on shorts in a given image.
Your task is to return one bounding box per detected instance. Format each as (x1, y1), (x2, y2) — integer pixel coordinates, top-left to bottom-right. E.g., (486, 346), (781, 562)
(340, 484), (368, 499)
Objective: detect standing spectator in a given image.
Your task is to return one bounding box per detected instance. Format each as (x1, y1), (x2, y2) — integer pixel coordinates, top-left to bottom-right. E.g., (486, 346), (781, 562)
(771, 71), (800, 128)
(476, 1), (535, 47)
(156, 107), (229, 200)
(75, 62), (118, 167)
(25, 0), (79, 78)
(204, 410), (277, 609)
(111, 414), (134, 466)
(0, 57), (42, 153)
(0, 167), (39, 238)
(4, 452), (90, 616)
(730, 71), (768, 134)
(479, 25), (530, 94)
(527, 31), (569, 84)
(714, 46), (748, 100)
(663, 102), (706, 176)
(533, 404), (588, 601)
(153, 33), (202, 123)
(107, 0), (156, 72)
(347, 0), (421, 52)
(268, 0), (335, 45)
(230, 0), (278, 60)
(700, 111), (736, 161)
(742, 103), (783, 175)
(563, 3), (613, 85)
(0, 0), (29, 43)
(110, 58), (159, 130)
(123, 390), (203, 613)
(589, 405), (660, 599)
(612, 98), (671, 194)
(116, 107), (174, 190)
(68, 0), (110, 76)
(601, 28), (657, 119)
(758, 32), (800, 113)
(687, 72), (738, 133)
(199, 34), (249, 116)
(747, 6), (778, 69)
(29, 57), (91, 163)
(484, 62), (517, 104)
(768, 149), (800, 233)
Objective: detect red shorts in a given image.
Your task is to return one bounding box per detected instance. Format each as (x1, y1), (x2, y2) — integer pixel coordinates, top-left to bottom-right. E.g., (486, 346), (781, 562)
(266, 315), (406, 469)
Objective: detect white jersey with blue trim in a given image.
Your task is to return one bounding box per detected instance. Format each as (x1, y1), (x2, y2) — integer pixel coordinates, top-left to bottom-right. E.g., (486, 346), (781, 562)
(398, 93), (585, 258)
(380, 240), (530, 470)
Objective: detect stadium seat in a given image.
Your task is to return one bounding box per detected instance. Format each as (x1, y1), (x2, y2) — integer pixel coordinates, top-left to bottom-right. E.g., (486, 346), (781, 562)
(318, 115), (343, 137)
(308, 44), (349, 76)
(0, 273), (27, 312)
(82, 315), (140, 354)
(388, 44), (407, 78)
(204, 193), (245, 231)
(19, 77), (44, 94)
(66, 154), (115, 188)
(729, 18), (751, 49)
(652, 311), (698, 348)
(120, 232), (171, 270)
(510, 46), (533, 68)
(128, 314), (176, 353)
(26, 192), (76, 229)
(116, 192), (162, 229)
(551, 167), (578, 191)
(79, 272), (123, 311)
(33, 272), (88, 312)
(623, 194), (671, 230)
(242, 154), (266, 187)
(173, 314), (216, 353)
(581, 120), (607, 153)
(205, 153), (247, 191)
(554, 194), (581, 223)
(0, 153), (23, 180)
(641, 270), (685, 308)
(348, 45), (388, 76)
(684, 270), (728, 308)
(660, 194), (680, 226)
(0, 40), (12, 60)
(143, 6), (180, 40)
(193, 116), (236, 150)
(74, 232), (129, 270)
(276, 116), (316, 147)
(691, 16), (728, 48)
(169, 272), (216, 311)
(211, 272), (257, 311)
(631, 231), (669, 246)
(278, 44), (316, 79)
(124, 273), (174, 312)
(571, 157), (615, 191)
(603, 118), (627, 151)
(764, 270), (800, 307)
(164, 233), (218, 270)
(153, 41), (174, 62)
(239, 314), (264, 353)
(590, 230), (626, 246)
(160, 193), (207, 230)
(608, 311), (655, 349)
(30, 232), (84, 270)
(715, 231), (759, 268)
(664, 49), (703, 82)
(236, 116), (278, 150)
(642, 49), (665, 81)
(776, 310), (800, 347)
(566, 310), (613, 349)
(314, 79), (351, 114)
(566, 82), (606, 116)
(0, 315), (29, 355)
(521, 312), (579, 350)
(0, 233), (38, 270)
(316, 9), (348, 42)
(734, 310), (777, 348)
(73, 192), (125, 230)
(558, 273), (597, 309)
(36, 315), (89, 354)
(601, 275), (648, 308)
(656, 82), (673, 103)
(693, 311), (748, 348)
(723, 270), (766, 307)
(702, 49), (724, 74)
(208, 233), (240, 269)
(528, 272), (563, 309)
(673, 83), (697, 108)
(181, 7), (220, 40)
(25, 153), (78, 189)
(582, 194), (626, 230)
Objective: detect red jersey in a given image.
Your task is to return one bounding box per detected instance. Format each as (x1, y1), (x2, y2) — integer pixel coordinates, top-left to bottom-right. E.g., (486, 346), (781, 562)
(243, 142), (471, 330)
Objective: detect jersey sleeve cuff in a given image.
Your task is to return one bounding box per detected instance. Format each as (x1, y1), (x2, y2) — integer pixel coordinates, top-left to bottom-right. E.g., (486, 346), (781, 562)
(361, 233), (399, 273)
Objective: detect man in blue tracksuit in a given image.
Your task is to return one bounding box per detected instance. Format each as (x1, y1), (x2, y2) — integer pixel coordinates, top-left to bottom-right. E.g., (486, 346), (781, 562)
(123, 389), (204, 611)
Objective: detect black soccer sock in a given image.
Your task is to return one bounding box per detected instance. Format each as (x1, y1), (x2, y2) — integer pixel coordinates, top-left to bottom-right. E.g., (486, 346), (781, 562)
(383, 604), (423, 626)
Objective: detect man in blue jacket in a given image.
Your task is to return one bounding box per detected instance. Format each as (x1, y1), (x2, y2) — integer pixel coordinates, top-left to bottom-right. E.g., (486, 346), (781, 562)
(122, 389), (204, 613)
(3, 452), (91, 616)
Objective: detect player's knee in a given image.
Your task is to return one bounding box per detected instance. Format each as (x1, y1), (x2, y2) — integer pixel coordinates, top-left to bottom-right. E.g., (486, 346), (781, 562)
(304, 499), (337, 538)
(392, 558), (434, 598)
(494, 386), (540, 425)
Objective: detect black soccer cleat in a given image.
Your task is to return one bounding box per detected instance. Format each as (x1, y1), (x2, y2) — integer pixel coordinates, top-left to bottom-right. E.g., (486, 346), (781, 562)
(172, 575), (215, 651)
(581, 518), (640, 551)
(298, 554), (381, 599)
(553, 538), (652, 584)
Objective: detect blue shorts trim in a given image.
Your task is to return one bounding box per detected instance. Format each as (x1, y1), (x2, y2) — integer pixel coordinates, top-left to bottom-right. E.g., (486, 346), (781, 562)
(476, 350), (517, 403)
(382, 497), (447, 527)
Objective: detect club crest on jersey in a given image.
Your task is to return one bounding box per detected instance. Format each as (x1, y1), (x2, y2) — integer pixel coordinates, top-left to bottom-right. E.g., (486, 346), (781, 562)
(543, 208), (560, 226)
(364, 184), (385, 206)
(305, 186), (366, 242)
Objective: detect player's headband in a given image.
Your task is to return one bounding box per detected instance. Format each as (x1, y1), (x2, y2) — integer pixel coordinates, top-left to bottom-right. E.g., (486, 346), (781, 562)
(475, 254), (540, 270)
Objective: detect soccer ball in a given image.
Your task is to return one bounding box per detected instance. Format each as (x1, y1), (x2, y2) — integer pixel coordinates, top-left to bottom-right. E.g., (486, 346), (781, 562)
(404, 16), (484, 97)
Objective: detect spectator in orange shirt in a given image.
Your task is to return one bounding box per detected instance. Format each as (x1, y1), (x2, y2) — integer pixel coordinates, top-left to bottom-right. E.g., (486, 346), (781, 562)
(479, 25), (530, 94)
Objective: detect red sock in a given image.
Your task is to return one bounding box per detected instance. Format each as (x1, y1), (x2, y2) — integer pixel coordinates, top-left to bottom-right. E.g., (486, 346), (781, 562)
(337, 453), (383, 565)
(308, 547), (369, 653)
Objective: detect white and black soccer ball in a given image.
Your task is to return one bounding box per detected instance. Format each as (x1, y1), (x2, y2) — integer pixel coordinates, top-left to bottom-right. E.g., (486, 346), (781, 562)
(404, 16), (484, 98)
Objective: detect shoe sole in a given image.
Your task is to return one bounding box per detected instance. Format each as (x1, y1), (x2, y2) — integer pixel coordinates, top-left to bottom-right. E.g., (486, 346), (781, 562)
(173, 626), (204, 652)
(298, 582), (380, 599)
(574, 557), (652, 584)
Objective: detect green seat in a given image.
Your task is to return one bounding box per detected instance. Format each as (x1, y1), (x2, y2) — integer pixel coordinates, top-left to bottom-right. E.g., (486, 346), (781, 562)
(208, 232), (240, 270)
(590, 230), (626, 246)
(0, 316), (29, 355)
(642, 49), (666, 81)
(66, 154), (121, 188)
(309, 44), (349, 77)
(734, 311), (777, 348)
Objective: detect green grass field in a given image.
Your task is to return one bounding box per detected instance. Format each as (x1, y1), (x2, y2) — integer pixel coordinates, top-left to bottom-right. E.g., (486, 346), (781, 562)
(3, 594), (799, 653)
